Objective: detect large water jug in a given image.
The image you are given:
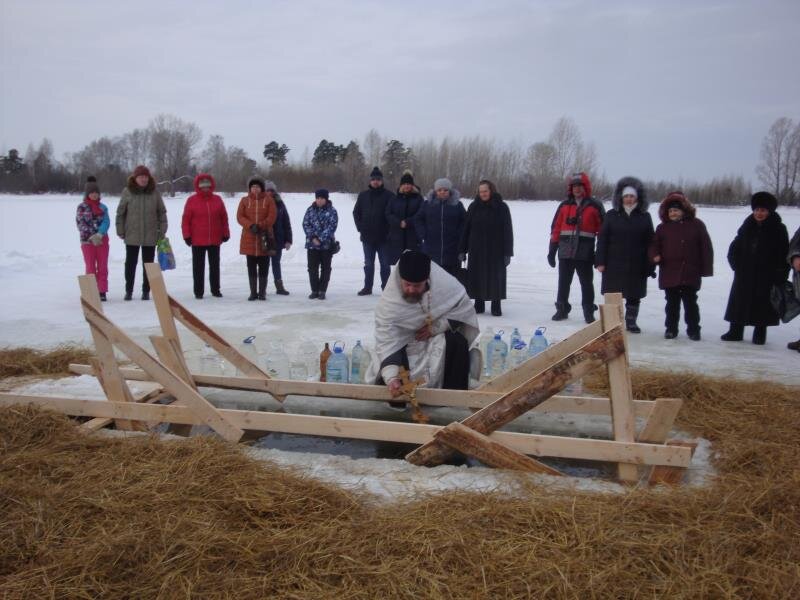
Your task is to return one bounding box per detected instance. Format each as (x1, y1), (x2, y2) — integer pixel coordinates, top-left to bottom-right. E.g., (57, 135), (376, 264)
(289, 353), (309, 380)
(265, 341), (290, 379)
(326, 341), (349, 383)
(528, 327), (549, 356)
(236, 335), (259, 376)
(349, 340), (368, 384)
(478, 326), (495, 377)
(486, 331), (508, 378)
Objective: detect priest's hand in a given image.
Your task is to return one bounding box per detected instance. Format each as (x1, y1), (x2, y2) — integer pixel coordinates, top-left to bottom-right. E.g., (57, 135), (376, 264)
(387, 378), (403, 397)
(415, 323), (433, 341)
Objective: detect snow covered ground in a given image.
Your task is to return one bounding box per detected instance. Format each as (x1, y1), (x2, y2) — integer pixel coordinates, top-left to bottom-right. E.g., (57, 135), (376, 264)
(1, 192), (798, 383)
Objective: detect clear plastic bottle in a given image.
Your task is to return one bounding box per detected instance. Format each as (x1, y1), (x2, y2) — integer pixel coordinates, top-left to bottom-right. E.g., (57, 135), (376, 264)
(265, 341), (290, 379)
(486, 331), (508, 378)
(510, 327), (521, 349)
(326, 341), (349, 383)
(528, 327), (549, 356)
(478, 326), (495, 377)
(289, 354), (309, 380)
(349, 340), (368, 384)
(510, 339), (528, 368)
(236, 335), (259, 376)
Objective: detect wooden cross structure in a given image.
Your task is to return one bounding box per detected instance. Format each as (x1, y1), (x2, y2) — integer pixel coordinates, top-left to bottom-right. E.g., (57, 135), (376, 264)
(0, 264), (695, 485)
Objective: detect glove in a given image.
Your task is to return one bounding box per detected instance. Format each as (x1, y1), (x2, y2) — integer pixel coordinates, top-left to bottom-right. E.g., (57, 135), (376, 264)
(249, 224), (260, 234)
(222, 235), (229, 243)
(504, 256), (511, 267)
(184, 237), (192, 247)
(547, 242), (557, 268)
(89, 233), (103, 246)
(458, 253), (466, 263)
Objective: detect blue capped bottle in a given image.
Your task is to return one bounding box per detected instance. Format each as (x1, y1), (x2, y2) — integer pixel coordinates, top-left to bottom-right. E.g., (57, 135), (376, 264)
(325, 341), (349, 383)
(528, 327), (549, 356)
(486, 331), (508, 377)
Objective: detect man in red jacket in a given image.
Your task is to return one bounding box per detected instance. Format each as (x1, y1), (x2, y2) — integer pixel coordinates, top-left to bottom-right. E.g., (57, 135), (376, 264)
(548, 172), (605, 322)
(182, 174), (230, 299)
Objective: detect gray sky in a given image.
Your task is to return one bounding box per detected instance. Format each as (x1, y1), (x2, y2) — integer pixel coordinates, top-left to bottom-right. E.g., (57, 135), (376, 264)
(2, 0), (799, 184)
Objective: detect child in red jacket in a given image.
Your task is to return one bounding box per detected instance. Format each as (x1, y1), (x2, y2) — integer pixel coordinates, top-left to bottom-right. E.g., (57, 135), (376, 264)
(181, 174), (230, 299)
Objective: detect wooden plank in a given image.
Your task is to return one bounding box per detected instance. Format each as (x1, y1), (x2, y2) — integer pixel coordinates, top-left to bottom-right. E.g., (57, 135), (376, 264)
(406, 325), (627, 467)
(150, 335), (195, 436)
(81, 299), (244, 442)
(144, 263), (182, 351)
(478, 320), (604, 393)
(649, 441), (697, 485)
(167, 296), (271, 381)
(0, 393), (693, 467)
(435, 422), (564, 475)
(78, 275), (141, 431)
(80, 388), (170, 432)
(637, 398), (683, 443)
(69, 362), (661, 417)
(601, 296), (639, 483)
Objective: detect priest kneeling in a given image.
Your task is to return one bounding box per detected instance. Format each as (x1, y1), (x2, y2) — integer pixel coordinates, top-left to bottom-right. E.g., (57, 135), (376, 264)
(367, 250), (479, 395)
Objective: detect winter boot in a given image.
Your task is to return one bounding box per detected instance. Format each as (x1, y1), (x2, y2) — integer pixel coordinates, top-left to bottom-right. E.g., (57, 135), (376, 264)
(752, 325), (767, 345)
(687, 328), (701, 342)
(552, 302), (569, 321)
(124, 292), (132, 301)
(99, 293), (107, 302)
(275, 279), (290, 295)
(664, 330), (677, 339)
(474, 299), (485, 314)
(720, 323), (744, 342)
(582, 304), (597, 324)
(788, 339), (800, 352)
(247, 273), (258, 301)
(490, 300), (502, 317)
(625, 303), (641, 334)
(141, 291), (150, 301)
(257, 272), (268, 301)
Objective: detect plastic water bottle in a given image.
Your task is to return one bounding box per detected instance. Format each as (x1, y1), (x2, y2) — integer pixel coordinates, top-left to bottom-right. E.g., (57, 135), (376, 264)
(299, 340), (320, 380)
(510, 327), (521, 349)
(289, 353), (309, 380)
(479, 326), (495, 377)
(486, 331), (508, 378)
(265, 341), (290, 379)
(349, 340), (368, 384)
(528, 327), (549, 357)
(510, 339), (528, 368)
(326, 341), (349, 383)
(236, 335), (259, 376)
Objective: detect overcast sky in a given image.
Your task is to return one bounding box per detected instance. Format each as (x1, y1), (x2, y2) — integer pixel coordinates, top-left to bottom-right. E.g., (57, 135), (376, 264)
(1, 0), (799, 184)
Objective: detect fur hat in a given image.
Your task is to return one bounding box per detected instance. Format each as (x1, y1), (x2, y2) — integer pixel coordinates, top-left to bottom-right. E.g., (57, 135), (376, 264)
(400, 170), (415, 186)
(84, 175), (100, 196)
(315, 188), (329, 200)
(247, 177), (265, 192)
(132, 165), (151, 179)
(433, 177), (453, 191)
(612, 176), (647, 210)
(398, 250), (431, 283)
(658, 190), (696, 222)
(751, 191), (777, 212)
(369, 166), (383, 180)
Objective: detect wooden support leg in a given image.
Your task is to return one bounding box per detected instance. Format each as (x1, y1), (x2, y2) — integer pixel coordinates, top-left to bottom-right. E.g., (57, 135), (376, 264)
(649, 441), (697, 485)
(637, 398), (683, 443)
(406, 325), (626, 467)
(435, 422), (563, 475)
(601, 294), (639, 484)
(80, 388), (170, 432)
(150, 335), (198, 436)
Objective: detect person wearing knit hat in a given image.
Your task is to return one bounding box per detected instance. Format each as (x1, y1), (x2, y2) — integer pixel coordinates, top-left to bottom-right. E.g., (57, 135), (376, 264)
(268, 182), (294, 296)
(648, 191), (713, 340)
(787, 225), (800, 352)
(548, 171), (605, 323)
(417, 177), (465, 277)
(237, 176), (277, 300)
(370, 249), (479, 395)
(721, 191), (789, 345)
(116, 165), (167, 301)
(76, 176), (111, 301)
(353, 166), (394, 295)
(385, 170), (423, 266)
(595, 177), (654, 333)
(302, 189), (338, 299)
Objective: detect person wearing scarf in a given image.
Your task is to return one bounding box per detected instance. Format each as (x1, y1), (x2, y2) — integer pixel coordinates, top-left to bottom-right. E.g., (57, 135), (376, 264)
(76, 176), (111, 301)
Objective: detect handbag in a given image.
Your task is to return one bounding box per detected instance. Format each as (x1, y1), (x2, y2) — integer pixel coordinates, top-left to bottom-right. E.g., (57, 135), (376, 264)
(260, 228), (278, 257)
(156, 237), (176, 271)
(770, 280), (800, 323)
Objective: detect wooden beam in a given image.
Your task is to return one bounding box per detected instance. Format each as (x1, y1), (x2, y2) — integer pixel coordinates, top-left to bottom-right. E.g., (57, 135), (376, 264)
(78, 275), (142, 431)
(167, 296), (271, 381)
(80, 388), (170, 432)
(144, 263), (183, 352)
(81, 299), (243, 442)
(435, 422), (563, 475)
(0, 393), (693, 467)
(601, 296), (639, 483)
(69, 362), (662, 417)
(637, 398), (683, 443)
(478, 320), (604, 392)
(649, 441), (697, 485)
(406, 325), (627, 467)
(150, 335), (195, 436)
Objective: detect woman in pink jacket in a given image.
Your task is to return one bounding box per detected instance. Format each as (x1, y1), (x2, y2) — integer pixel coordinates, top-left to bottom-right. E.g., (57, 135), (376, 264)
(181, 173), (230, 299)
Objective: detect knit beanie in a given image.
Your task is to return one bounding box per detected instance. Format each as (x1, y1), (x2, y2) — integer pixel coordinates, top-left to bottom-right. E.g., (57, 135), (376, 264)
(750, 191), (777, 212)
(621, 186), (637, 198)
(133, 165), (151, 178)
(400, 171), (415, 186)
(434, 177), (453, 191)
(398, 250), (431, 283)
(84, 175), (100, 195)
(369, 166), (383, 180)
(315, 188), (329, 200)
(263, 180), (278, 193)
(247, 177), (265, 192)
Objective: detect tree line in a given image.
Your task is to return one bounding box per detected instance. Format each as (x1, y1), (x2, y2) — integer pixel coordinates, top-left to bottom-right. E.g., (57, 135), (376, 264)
(1, 113), (797, 206)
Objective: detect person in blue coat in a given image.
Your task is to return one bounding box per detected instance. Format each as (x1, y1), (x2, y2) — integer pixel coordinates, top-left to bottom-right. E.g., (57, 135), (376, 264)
(385, 171), (423, 265)
(302, 189), (338, 300)
(416, 177), (465, 276)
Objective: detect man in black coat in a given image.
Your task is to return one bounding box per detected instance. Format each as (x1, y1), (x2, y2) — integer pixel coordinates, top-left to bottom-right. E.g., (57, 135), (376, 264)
(353, 166), (394, 295)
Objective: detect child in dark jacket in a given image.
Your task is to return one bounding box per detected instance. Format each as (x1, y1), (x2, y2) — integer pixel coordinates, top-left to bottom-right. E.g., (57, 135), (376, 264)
(648, 191), (713, 340)
(76, 176), (111, 301)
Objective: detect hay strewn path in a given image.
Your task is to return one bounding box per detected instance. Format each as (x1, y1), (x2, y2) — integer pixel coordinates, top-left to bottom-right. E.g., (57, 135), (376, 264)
(1, 370), (799, 599)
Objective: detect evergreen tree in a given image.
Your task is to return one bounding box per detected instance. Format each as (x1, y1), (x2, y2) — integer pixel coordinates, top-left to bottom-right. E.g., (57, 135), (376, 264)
(263, 141), (290, 166)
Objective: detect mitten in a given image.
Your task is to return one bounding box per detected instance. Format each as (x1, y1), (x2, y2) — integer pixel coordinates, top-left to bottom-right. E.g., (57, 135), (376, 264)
(249, 224), (260, 234)
(184, 237), (192, 247)
(504, 256), (511, 267)
(547, 242), (557, 268)
(89, 233), (103, 246)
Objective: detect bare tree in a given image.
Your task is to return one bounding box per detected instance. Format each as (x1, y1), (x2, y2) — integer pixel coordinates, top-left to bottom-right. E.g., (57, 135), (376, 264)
(756, 117), (800, 204)
(363, 129), (383, 168)
(147, 114), (202, 195)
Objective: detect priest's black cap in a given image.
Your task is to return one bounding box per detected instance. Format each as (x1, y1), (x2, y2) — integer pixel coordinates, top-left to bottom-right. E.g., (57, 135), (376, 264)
(398, 250), (431, 283)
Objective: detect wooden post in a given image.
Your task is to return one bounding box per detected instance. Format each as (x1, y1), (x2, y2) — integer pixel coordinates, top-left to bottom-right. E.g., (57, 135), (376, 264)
(435, 422), (563, 475)
(78, 275), (143, 431)
(637, 398), (683, 443)
(649, 441), (697, 485)
(406, 325), (626, 467)
(80, 387), (170, 432)
(167, 296), (272, 381)
(150, 335), (196, 436)
(601, 293), (639, 483)
(144, 263), (183, 352)
(81, 299), (244, 442)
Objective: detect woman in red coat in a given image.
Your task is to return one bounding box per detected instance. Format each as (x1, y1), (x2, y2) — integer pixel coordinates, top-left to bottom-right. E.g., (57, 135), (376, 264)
(181, 174), (230, 299)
